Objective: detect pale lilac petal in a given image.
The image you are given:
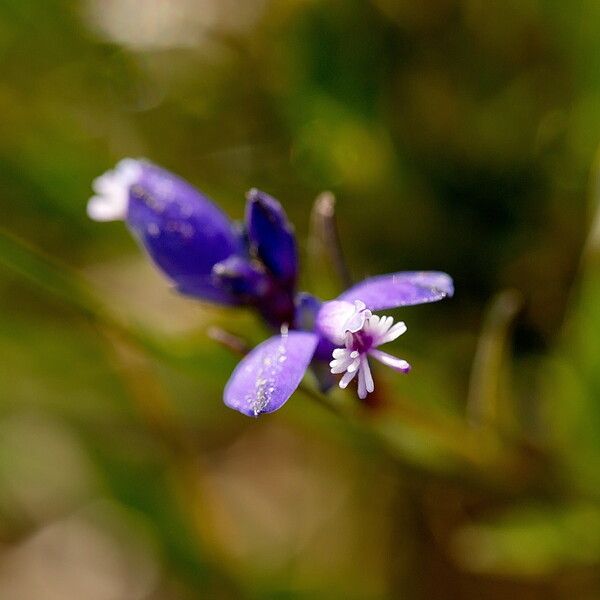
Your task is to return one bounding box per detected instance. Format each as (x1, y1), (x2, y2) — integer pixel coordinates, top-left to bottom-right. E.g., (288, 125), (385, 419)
(224, 331), (318, 417)
(338, 271), (454, 310)
(315, 300), (358, 345)
(369, 349), (411, 373)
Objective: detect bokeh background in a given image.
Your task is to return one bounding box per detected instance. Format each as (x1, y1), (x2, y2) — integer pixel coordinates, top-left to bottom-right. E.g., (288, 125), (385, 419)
(2, 0), (600, 598)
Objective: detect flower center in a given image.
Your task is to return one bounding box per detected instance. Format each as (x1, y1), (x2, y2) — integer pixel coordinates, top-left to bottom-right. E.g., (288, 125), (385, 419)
(349, 330), (374, 353)
(328, 301), (410, 400)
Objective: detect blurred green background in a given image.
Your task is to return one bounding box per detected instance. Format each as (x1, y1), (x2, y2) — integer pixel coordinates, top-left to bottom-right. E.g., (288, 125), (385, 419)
(2, 0), (600, 598)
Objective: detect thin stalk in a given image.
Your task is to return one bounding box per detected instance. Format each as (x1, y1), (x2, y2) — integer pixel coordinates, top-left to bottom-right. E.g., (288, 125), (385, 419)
(467, 289), (522, 431)
(307, 192), (352, 296)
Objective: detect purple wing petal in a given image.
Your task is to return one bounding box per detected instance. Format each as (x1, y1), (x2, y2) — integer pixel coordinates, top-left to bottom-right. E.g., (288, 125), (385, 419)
(338, 271), (454, 310)
(245, 189), (298, 285)
(224, 331), (318, 417)
(124, 161), (242, 303)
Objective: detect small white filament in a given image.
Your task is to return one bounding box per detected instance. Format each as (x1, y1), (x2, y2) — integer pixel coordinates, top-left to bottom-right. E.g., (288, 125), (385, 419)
(330, 306), (409, 399)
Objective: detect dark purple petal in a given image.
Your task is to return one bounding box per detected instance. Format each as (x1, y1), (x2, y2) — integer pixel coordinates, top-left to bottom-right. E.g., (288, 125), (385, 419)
(211, 256), (270, 301)
(338, 271), (454, 310)
(175, 275), (243, 305)
(224, 331), (318, 417)
(245, 189), (298, 285)
(125, 161), (242, 303)
(256, 289), (297, 330)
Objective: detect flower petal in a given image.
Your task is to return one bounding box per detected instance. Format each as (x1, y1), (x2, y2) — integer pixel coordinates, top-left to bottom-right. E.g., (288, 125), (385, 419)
(315, 300), (357, 345)
(175, 275), (243, 305)
(211, 255), (270, 301)
(245, 189), (298, 285)
(123, 161), (243, 303)
(294, 293), (338, 391)
(224, 331), (318, 417)
(294, 292), (337, 360)
(338, 271), (454, 310)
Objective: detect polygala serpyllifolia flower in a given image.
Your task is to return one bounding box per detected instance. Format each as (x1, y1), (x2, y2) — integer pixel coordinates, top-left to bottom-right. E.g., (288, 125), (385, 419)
(88, 159), (297, 326)
(89, 159), (453, 416)
(225, 272), (453, 415)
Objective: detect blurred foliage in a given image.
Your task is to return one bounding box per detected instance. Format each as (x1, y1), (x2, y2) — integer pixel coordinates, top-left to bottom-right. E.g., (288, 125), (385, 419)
(3, 0), (600, 598)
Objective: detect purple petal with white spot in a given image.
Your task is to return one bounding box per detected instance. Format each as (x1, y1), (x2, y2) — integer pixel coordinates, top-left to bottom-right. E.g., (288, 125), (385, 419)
(125, 161), (242, 304)
(224, 331), (318, 416)
(245, 189), (298, 285)
(338, 271), (454, 310)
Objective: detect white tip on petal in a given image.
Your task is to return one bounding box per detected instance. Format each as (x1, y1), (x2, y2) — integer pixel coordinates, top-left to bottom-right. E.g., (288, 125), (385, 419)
(87, 158), (143, 222)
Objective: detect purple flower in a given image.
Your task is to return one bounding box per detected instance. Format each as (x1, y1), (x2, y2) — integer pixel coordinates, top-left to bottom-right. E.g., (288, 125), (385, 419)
(224, 272), (454, 416)
(88, 159), (453, 417)
(318, 300), (410, 399)
(88, 159), (297, 325)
